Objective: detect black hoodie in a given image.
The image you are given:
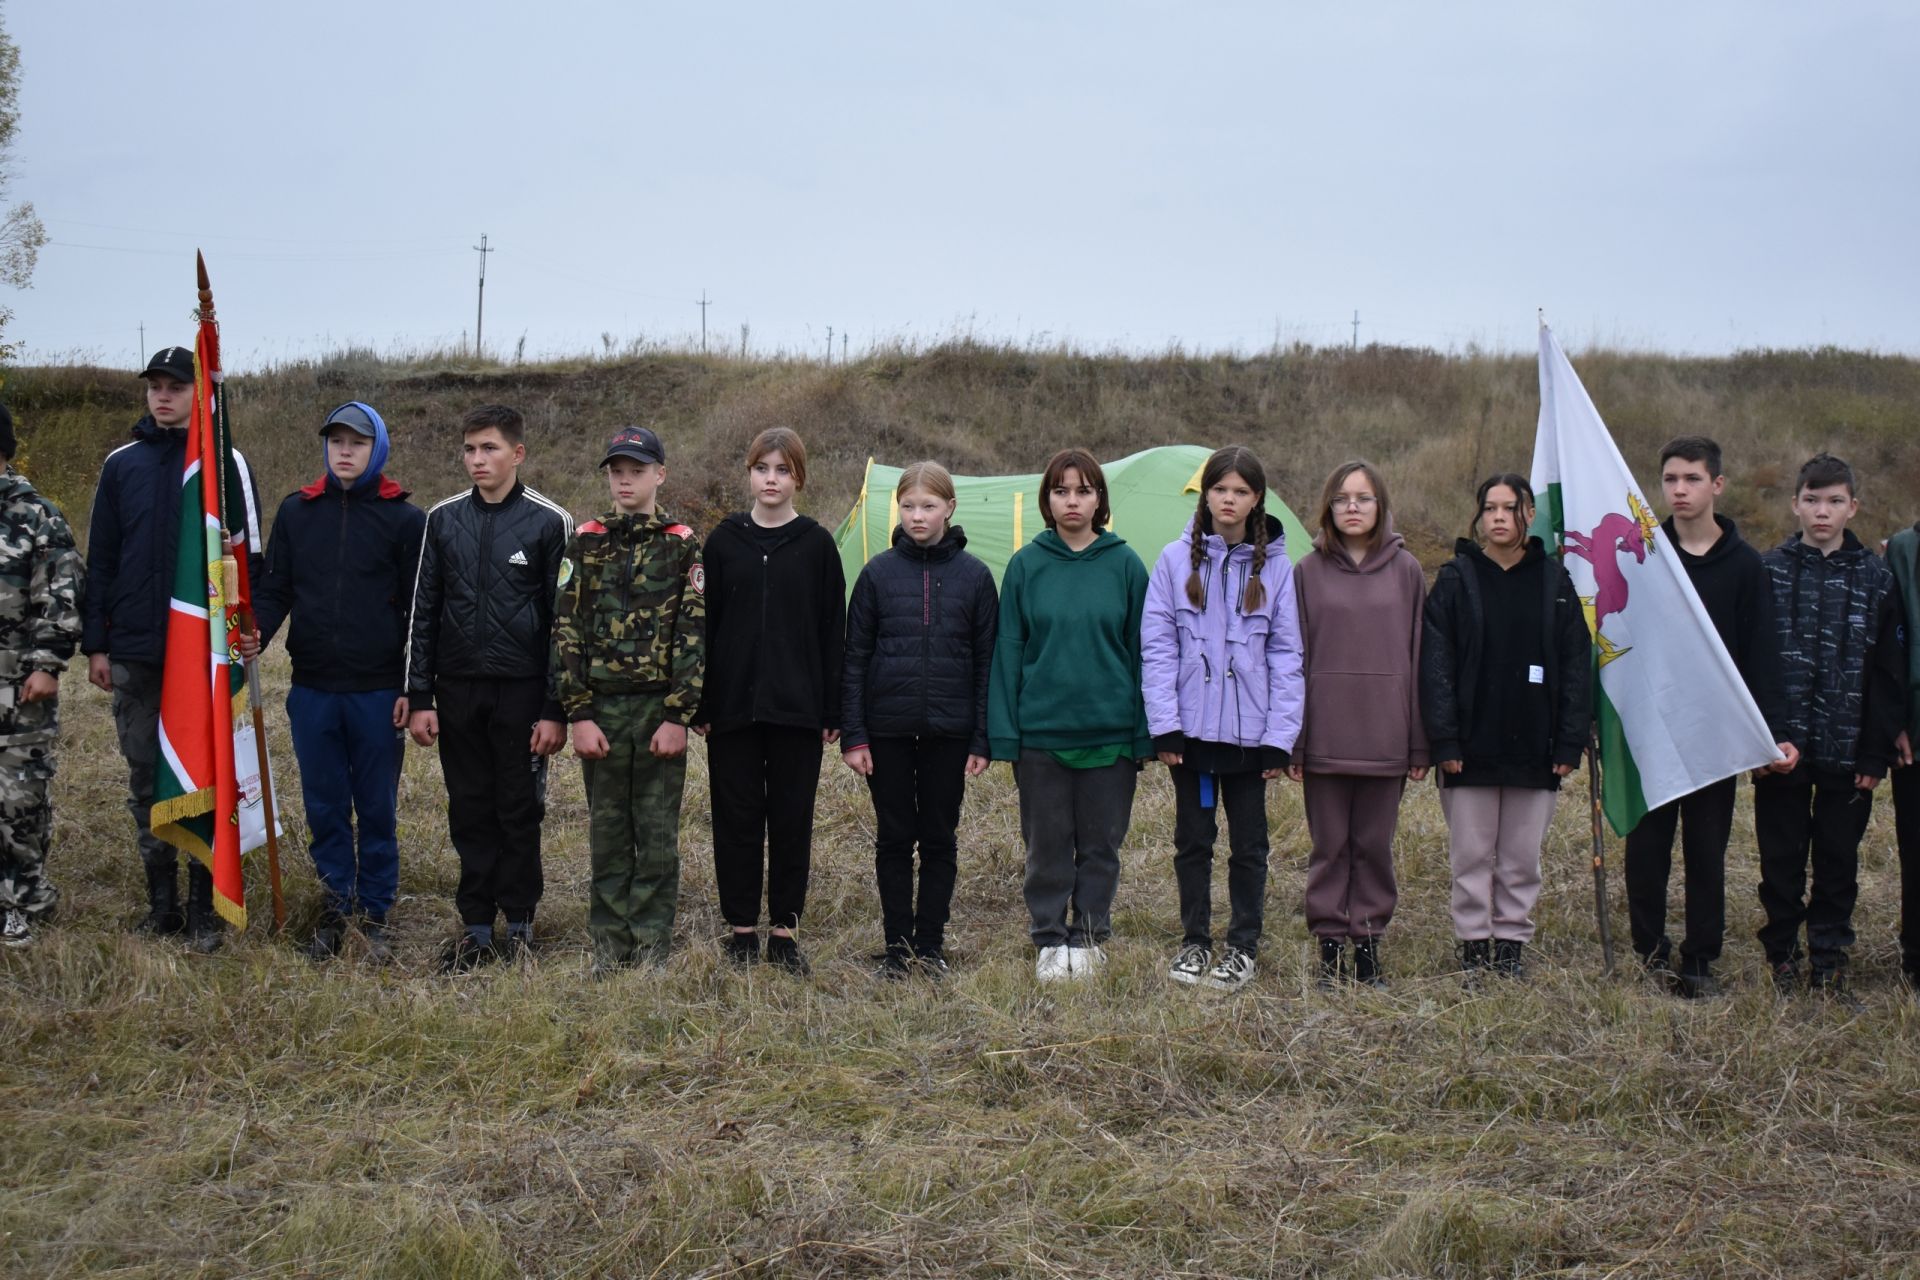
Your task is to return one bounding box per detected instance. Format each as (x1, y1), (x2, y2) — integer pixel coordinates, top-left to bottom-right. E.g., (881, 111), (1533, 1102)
(695, 512), (846, 734)
(1661, 514), (1786, 738)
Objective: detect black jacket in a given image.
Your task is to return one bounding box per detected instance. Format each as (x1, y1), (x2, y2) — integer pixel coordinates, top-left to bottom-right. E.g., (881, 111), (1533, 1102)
(255, 473), (427, 693)
(82, 415), (264, 665)
(1762, 530), (1903, 776)
(841, 526), (999, 755)
(1663, 515), (1786, 737)
(405, 481), (573, 715)
(1420, 538), (1593, 786)
(694, 513), (846, 734)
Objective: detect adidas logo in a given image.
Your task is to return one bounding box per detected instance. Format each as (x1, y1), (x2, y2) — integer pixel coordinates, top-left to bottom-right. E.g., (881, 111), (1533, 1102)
(507, 549), (528, 566)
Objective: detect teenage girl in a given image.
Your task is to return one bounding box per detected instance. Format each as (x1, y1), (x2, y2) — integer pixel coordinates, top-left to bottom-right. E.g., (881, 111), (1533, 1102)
(1419, 473), (1591, 981)
(841, 462), (998, 978)
(1140, 445), (1302, 992)
(988, 449), (1152, 983)
(693, 427), (846, 974)
(1289, 460), (1429, 989)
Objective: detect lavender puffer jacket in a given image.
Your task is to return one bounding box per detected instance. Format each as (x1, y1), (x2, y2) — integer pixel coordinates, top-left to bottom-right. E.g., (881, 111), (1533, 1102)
(1141, 516), (1304, 752)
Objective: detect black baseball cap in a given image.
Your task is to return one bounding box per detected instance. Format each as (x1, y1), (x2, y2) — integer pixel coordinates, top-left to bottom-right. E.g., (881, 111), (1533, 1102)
(600, 426), (665, 467)
(140, 346), (195, 383)
(320, 403), (379, 437)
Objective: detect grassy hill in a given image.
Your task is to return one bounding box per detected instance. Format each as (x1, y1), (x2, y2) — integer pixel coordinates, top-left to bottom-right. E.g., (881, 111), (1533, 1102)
(1, 344), (1917, 1277)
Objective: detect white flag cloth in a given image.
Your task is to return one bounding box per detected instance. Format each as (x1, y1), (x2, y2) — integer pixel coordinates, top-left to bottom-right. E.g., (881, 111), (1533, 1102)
(1530, 322), (1780, 833)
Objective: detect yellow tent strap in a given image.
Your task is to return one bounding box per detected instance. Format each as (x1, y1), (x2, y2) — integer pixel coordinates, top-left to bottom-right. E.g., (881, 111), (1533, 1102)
(858, 456), (873, 563)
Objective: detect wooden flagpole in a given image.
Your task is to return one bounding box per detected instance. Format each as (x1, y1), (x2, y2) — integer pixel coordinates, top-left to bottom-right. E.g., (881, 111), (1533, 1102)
(1585, 732), (1616, 976)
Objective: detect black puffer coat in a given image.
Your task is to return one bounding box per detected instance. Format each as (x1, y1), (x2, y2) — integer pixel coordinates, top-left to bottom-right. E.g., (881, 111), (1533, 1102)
(405, 481), (573, 714)
(1420, 537), (1593, 783)
(842, 526), (999, 755)
(1762, 531), (1903, 776)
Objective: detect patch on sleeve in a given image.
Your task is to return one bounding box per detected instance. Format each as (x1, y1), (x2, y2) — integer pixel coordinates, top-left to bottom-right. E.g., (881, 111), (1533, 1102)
(556, 557), (574, 590)
(665, 522), (693, 540)
(578, 519), (607, 536)
(690, 564), (705, 595)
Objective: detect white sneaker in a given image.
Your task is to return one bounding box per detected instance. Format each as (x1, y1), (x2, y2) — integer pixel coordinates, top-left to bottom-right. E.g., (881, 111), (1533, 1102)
(1168, 943), (1211, 985)
(1201, 946), (1254, 991)
(2, 908), (30, 948)
(1035, 945), (1072, 983)
(1069, 944), (1106, 976)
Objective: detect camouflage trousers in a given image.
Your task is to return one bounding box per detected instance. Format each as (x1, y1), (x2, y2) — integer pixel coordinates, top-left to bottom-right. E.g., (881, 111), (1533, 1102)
(582, 692), (688, 963)
(0, 736), (57, 915)
(109, 660), (175, 871)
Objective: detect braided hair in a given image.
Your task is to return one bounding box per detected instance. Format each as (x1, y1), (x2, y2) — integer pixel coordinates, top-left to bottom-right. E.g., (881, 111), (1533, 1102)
(1185, 446), (1270, 612)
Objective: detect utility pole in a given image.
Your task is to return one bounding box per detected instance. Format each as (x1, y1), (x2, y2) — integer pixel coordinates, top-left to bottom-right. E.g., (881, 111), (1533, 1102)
(740, 322), (749, 359)
(1351, 309), (1360, 350)
(698, 291), (711, 354)
(826, 325), (834, 364)
(842, 332), (848, 363)
(138, 321), (145, 362)
(472, 233), (493, 358)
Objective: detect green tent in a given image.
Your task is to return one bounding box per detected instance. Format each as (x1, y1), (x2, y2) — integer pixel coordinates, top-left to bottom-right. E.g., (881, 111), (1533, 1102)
(833, 445), (1313, 594)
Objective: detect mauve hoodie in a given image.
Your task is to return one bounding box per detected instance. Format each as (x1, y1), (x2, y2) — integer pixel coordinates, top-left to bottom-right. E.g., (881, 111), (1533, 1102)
(1292, 517), (1430, 775)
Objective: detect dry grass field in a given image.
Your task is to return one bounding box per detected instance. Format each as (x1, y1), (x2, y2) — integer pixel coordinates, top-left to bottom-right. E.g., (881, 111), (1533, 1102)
(1, 343), (1917, 1277)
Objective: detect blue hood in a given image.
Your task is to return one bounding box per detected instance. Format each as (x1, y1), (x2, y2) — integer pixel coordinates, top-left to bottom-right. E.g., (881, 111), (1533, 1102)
(323, 401), (390, 491)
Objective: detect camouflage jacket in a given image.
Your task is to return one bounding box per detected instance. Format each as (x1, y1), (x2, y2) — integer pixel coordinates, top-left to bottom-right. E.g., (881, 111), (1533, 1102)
(552, 510), (705, 723)
(0, 467), (84, 745)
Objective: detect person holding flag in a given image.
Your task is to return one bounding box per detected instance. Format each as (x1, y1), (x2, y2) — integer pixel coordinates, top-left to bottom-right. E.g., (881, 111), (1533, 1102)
(1622, 437), (1794, 999)
(83, 342), (262, 951)
(1528, 320), (1785, 982)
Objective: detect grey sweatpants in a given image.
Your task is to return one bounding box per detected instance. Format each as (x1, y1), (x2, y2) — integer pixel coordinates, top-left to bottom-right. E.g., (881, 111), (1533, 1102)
(1015, 750), (1137, 948)
(1440, 784), (1557, 942)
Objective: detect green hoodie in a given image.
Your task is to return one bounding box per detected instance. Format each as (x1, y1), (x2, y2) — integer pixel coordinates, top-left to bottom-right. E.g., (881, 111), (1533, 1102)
(987, 528), (1153, 761)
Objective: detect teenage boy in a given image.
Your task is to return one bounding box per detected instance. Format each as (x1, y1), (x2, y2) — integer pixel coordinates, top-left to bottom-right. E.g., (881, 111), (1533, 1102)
(406, 404), (571, 972)
(0, 405), (84, 947)
(83, 347), (263, 952)
(1623, 436), (1794, 998)
(1886, 518), (1920, 993)
(251, 402), (425, 963)
(552, 426), (704, 975)
(1756, 453), (1903, 997)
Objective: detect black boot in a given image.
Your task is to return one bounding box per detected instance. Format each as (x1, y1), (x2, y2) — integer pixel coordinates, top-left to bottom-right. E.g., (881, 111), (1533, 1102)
(1492, 939), (1525, 978)
(305, 912), (346, 962)
(1316, 937), (1346, 990)
(184, 863), (224, 954)
(135, 863), (184, 936)
(1353, 937), (1386, 989)
(1458, 939), (1491, 988)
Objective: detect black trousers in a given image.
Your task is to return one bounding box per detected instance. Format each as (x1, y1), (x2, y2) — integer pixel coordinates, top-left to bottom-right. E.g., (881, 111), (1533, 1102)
(1893, 763), (1920, 977)
(1170, 765), (1269, 954)
(866, 735), (970, 953)
(1754, 765), (1871, 969)
(1622, 776), (1736, 975)
(436, 676), (549, 926)
(708, 723), (824, 930)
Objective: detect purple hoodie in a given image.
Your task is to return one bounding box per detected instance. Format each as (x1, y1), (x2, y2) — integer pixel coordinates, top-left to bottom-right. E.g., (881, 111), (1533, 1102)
(1141, 515), (1304, 752)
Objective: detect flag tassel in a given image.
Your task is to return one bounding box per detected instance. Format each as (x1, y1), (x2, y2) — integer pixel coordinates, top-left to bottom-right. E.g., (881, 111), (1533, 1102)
(1585, 734), (1616, 976)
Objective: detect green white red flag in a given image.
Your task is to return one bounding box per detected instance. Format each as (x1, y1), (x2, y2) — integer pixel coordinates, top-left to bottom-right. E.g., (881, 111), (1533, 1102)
(1529, 320), (1780, 834)
(150, 255), (258, 927)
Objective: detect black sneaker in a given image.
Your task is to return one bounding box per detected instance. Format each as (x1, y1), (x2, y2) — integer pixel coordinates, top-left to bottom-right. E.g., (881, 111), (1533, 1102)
(1458, 939), (1492, 990)
(1492, 939), (1526, 979)
(912, 946), (951, 979)
(724, 931), (761, 966)
(357, 918), (394, 966)
(440, 932), (495, 974)
(1770, 959), (1801, 997)
(765, 934), (810, 976)
(873, 949), (912, 981)
(1676, 970), (1722, 1000)
(305, 915), (346, 962)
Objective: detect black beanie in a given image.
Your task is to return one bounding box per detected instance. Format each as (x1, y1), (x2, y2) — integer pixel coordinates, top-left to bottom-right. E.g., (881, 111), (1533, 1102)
(0, 405), (14, 461)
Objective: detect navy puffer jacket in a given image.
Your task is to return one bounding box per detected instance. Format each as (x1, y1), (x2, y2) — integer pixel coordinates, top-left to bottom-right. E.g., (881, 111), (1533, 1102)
(83, 415), (264, 665)
(841, 526), (999, 755)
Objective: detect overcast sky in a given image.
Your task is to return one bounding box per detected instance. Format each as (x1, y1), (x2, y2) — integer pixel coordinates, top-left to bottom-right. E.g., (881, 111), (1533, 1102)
(9, 1), (1917, 369)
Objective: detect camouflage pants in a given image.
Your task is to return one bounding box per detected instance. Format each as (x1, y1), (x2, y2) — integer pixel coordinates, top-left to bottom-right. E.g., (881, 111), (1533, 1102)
(109, 660), (175, 871)
(0, 738), (56, 915)
(581, 692), (687, 963)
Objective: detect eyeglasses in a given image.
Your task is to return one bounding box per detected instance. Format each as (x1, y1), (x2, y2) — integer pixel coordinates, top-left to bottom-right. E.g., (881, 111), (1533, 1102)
(1334, 496), (1377, 510)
